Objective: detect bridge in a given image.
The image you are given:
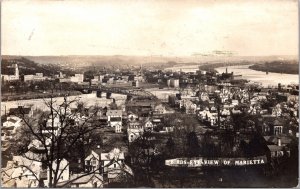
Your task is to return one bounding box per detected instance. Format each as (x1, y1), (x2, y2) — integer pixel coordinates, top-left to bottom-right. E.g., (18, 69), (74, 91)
(73, 85), (158, 100)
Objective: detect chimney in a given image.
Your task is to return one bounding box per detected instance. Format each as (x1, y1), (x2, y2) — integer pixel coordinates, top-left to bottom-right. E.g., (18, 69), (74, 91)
(277, 137), (282, 146)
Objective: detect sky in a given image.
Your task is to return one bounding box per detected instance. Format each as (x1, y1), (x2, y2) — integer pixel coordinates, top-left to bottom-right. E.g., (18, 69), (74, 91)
(1, 0), (298, 56)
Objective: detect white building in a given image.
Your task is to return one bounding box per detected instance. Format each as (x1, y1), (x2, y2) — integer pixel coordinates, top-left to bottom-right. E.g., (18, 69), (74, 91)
(24, 73), (46, 82)
(167, 78), (179, 88)
(70, 74), (84, 83)
(100, 148), (133, 182)
(2, 116), (22, 134)
(127, 122), (144, 143)
(2, 64), (19, 81)
(85, 150), (101, 172)
(1, 153), (43, 187)
(106, 110), (122, 127)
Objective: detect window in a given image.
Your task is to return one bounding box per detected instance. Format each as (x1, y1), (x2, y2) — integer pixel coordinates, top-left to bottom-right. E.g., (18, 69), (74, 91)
(114, 163), (116, 168)
(92, 160), (97, 165)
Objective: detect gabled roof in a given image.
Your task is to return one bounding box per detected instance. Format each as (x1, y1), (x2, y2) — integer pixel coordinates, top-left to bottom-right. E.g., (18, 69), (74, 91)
(70, 174), (103, 184)
(263, 135), (292, 145)
(267, 145), (285, 152)
(100, 148), (125, 161)
(273, 119), (284, 126)
(106, 110), (122, 117)
(9, 107), (31, 115)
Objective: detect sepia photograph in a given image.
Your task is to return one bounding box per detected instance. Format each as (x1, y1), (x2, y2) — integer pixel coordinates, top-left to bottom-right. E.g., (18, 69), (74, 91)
(1, 0), (299, 188)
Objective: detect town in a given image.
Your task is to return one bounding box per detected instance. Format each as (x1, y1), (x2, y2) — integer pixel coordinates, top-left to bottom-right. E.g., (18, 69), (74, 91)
(1, 56), (299, 188)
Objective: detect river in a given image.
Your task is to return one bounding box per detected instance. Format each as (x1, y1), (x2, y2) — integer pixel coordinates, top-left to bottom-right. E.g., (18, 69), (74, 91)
(1, 92), (127, 116)
(166, 64), (298, 87)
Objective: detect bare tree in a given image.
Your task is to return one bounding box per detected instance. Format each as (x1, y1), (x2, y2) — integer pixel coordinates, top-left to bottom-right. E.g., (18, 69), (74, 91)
(2, 95), (102, 187)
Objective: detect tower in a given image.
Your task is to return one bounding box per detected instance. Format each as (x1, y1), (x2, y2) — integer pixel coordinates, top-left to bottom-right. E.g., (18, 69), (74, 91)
(14, 64), (19, 78)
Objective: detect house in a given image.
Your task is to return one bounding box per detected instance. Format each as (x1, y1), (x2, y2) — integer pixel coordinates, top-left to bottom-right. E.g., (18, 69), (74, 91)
(153, 104), (166, 114)
(198, 109), (210, 121)
(2, 116), (23, 141)
(272, 104), (282, 117)
(267, 145), (290, 158)
(70, 174), (103, 188)
(199, 92), (210, 101)
(142, 118), (154, 132)
(100, 148), (133, 183)
(8, 106), (33, 117)
(115, 124), (122, 133)
(184, 100), (197, 114)
(127, 112), (139, 122)
(85, 150), (102, 172)
(1, 153), (44, 187)
(127, 122), (144, 143)
(163, 126), (174, 133)
(106, 110), (122, 128)
(221, 108), (230, 116)
(272, 119), (284, 136)
(231, 99), (239, 106)
(45, 158), (69, 187)
(28, 139), (50, 153)
(2, 116), (22, 133)
(42, 114), (62, 136)
(126, 100), (155, 117)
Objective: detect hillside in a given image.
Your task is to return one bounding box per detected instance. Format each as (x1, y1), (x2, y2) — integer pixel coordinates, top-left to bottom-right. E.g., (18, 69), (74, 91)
(1, 57), (64, 76)
(249, 60), (299, 75)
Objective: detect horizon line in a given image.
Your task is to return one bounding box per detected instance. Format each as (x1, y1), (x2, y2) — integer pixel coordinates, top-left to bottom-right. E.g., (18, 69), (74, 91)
(1, 54), (298, 58)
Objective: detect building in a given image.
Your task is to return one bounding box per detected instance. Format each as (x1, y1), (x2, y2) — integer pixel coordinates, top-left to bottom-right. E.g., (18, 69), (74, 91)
(24, 73), (46, 82)
(2, 116), (23, 135)
(42, 114), (62, 136)
(143, 118), (154, 132)
(100, 148), (133, 183)
(8, 106), (33, 117)
(153, 104), (166, 115)
(132, 80), (139, 87)
(1, 153), (44, 187)
(2, 64), (19, 81)
(167, 78), (179, 88)
(69, 174), (103, 188)
(127, 122), (144, 143)
(85, 150), (101, 172)
(106, 110), (123, 130)
(70, 74), (84, 83)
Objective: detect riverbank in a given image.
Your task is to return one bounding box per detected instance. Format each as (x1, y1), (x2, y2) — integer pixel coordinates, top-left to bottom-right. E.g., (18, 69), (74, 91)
(1, 90), (82, 101)
(249, 61), (298, 75)
(215, 65), (298, 87)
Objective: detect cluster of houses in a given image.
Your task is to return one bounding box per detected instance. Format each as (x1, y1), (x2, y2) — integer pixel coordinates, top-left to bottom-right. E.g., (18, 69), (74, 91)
(1, 143), (132, 187)
(1, 62), (299, 187)
(1, 94), (178, 187)
(167, 77), (299, 162)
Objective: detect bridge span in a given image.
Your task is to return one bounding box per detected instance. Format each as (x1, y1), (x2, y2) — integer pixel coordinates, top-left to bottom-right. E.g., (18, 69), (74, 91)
(74, 85), (158, 100)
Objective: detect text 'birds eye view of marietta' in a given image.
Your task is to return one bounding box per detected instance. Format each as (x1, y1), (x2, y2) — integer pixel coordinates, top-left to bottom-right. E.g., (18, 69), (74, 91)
(0, 0), (299, 188)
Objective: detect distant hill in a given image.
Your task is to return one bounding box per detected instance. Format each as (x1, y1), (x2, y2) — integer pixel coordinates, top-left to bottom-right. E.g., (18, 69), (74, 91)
(249, 60), (299, 74)
(1, 57), (64, 76)
(2, 55), (297, 72)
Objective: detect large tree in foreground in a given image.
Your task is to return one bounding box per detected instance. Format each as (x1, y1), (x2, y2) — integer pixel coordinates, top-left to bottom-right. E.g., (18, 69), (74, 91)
(2, 95), (103, 187)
